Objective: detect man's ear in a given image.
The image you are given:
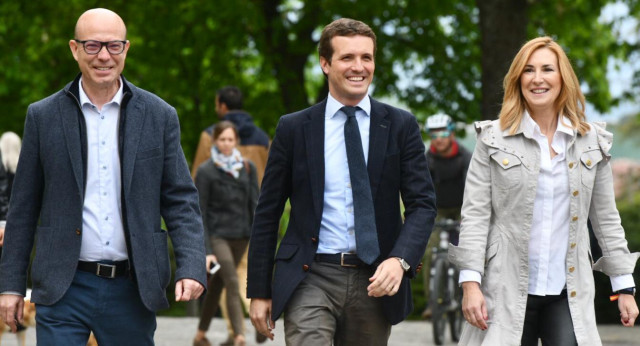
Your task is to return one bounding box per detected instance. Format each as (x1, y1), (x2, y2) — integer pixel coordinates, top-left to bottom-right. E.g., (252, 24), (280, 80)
(320, 56), (330, 75)
(69, 40), (80, 62)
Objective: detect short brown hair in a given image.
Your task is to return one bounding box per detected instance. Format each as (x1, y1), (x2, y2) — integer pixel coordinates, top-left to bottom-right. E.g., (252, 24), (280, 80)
(318, 18), (377, 63)
(213, 121), (239, 141)
(499, 36), (589, 136)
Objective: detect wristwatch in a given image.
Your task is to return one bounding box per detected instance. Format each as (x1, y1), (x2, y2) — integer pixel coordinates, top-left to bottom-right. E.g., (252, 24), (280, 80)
(396, 258), (410, 272)
(616, 287), (636, 296)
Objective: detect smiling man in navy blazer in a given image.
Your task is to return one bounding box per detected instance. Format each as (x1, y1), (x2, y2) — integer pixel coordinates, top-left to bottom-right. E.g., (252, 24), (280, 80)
(0, 8), (207, 345)
(248, 18), (436, 345)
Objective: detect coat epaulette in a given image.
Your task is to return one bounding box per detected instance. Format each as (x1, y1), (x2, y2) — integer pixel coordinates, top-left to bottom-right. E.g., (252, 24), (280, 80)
(590, 121), (613, 160)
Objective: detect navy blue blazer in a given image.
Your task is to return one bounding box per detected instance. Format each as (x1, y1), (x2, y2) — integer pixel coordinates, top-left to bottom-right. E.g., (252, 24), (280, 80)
(247, 98), (436, 325)
(0, 75), (207, 311)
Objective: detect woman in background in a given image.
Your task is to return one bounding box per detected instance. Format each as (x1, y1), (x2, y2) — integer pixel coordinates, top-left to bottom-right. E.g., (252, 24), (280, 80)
(193, 121), (258, 346)
(449, 36), (639, 345)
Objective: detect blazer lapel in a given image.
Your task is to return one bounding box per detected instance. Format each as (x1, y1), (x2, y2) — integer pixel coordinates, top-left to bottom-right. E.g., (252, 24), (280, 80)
(303, 101), (326, 221)
(60, 100), (84, 195)
(367, 99), (390, 199)
(121, 97), (145, 196)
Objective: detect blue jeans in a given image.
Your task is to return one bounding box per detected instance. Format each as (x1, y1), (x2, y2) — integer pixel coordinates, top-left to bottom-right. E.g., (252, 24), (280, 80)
(35, 269), (156, 345)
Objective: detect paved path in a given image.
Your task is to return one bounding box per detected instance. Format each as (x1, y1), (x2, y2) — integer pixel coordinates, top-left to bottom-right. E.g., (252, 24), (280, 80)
(2, 317), (639, 345)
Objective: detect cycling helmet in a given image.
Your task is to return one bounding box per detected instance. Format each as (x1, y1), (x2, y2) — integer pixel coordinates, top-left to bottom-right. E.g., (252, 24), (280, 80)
(425, 113), (454, 132)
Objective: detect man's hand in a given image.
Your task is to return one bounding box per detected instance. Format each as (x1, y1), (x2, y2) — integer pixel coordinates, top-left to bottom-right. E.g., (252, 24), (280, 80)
(174, 279), (205, 301)
(367, 258), (404, 297)
(618, 294), (639, 327)
(0, 226), (5, 247)
(461, 281), (488, 330)
(0, 294), (24, 333)
(250, 298), (275, 340)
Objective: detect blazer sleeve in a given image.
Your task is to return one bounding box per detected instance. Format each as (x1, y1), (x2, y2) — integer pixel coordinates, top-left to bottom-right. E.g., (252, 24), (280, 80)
(0, 107), (44, 294)
(247, 117), (292, 298)
(388, 111), (437, 278)
(159, 109), (207, 287)
(195, 164), (213, 255)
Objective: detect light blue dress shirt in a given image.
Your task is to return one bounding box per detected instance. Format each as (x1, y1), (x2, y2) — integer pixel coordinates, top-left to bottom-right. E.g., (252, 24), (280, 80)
(78, 77), (128, 261)
(317, 93), (372, 255)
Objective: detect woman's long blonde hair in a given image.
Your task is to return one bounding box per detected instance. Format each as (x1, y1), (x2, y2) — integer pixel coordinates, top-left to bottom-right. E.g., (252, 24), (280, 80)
(499, 36), (589, 135)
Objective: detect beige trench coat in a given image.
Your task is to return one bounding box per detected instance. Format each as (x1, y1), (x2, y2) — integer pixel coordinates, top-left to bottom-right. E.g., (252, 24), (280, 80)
(448, 119), (640, 346)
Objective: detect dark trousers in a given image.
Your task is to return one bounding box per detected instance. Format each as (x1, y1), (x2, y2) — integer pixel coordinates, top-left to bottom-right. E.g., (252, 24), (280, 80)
(283, 260), (391, 346)
(35, 269), (156, 346)
(521, 290), (578, 346)
(198, 236), (248, 335)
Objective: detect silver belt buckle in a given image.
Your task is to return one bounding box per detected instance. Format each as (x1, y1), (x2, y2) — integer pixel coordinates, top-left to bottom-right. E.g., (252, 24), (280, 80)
(96, 263), (116, 278)
(340, 253), (357, 267)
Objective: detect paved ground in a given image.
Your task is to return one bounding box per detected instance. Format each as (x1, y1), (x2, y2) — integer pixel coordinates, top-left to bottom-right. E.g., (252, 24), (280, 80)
(2, 317), (639, 345)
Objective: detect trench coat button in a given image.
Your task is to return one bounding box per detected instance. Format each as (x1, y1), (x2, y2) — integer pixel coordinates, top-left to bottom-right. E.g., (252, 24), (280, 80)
(572, 216), (578, 222)
(572, 190), (579, 197)
(311, 237), (318, 243)
(570, 242), (576, 249)
(568, 162), (574, 169)
(586, 159), (592, 166)
(75, 228), (81, 235)
(502, 158), (509, 166)
(302, 264), (310, 272)
(570, 291), (577, 297)
(569, 266), (575, 273)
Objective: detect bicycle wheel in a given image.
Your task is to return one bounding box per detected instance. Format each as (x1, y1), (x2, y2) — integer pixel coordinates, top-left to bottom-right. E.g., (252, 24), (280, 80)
(448, 267), (464, 342)
(430, 256), (448, 345)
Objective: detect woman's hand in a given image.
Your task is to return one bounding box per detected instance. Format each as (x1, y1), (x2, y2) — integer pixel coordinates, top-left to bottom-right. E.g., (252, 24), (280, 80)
(461, 281), (489, 330)
(205, 254), (218, 270)
(618, 294), (639, 327)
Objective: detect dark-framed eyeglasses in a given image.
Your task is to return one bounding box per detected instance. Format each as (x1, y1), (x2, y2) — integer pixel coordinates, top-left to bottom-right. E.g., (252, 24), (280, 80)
(74, 39), (128, 55)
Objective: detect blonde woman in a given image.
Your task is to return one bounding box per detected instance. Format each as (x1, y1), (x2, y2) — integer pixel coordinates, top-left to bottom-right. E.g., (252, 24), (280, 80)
(449, 36), (639, 345)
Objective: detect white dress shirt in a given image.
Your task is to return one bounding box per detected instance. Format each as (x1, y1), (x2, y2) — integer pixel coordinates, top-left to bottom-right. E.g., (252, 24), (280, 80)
(316, 93), (371, 255)
(460, 112), (634, 294)
(78, 77), (128, 261)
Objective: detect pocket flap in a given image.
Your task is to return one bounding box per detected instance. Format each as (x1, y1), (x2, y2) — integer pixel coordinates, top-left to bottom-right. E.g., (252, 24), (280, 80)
(489, 149), (522, 170)
(275, 243), (298, 260)
(580, 150), (603, 170)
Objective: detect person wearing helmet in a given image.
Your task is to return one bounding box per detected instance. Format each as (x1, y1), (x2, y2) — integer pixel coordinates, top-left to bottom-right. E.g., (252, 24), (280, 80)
(421, 113), (471, 319)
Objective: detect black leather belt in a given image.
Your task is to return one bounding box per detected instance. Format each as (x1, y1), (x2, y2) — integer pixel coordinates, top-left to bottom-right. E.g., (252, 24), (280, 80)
(315, 253), (368, 267)
(77, 261), (129, 278)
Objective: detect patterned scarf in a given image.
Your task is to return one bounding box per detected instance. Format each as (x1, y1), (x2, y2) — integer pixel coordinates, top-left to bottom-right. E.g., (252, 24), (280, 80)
(210, 146), (244, 179)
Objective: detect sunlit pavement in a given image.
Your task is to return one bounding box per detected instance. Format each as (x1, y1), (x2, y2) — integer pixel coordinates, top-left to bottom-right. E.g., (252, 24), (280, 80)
(2, 317), (638, 345)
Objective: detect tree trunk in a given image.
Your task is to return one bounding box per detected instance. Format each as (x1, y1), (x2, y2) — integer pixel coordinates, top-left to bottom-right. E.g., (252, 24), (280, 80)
(477, 0), (528, 120)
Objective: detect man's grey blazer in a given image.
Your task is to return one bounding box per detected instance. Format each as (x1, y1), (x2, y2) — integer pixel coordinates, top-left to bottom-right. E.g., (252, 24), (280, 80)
(0, 75), (207, 311)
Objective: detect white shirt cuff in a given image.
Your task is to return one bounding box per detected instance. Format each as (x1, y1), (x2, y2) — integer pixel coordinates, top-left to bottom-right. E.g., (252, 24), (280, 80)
(610, 274), (635, 292)
(459, 269), (482, 285)
(0, 291), (24, 297)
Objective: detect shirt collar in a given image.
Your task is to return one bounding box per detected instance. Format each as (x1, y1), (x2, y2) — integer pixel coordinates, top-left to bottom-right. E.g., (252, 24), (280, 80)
(522, 111), (575, 139)
(79, 76), (124, 108)
(325, 93), (371, 119)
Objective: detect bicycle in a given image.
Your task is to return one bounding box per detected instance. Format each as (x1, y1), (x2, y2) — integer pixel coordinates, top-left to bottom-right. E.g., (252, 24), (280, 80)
(428, 219), (463, 345)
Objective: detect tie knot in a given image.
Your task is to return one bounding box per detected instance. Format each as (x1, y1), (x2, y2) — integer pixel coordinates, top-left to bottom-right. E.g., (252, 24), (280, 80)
(341, 106), (359, 118)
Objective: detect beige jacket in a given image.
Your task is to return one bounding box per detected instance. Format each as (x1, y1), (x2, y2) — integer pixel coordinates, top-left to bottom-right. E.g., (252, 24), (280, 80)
(449, 119), (639, 346)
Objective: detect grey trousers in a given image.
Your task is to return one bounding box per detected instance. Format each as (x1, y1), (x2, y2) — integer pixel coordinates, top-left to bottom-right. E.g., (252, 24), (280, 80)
(520, 290), (578, 346)
(283, 260), (391, 346)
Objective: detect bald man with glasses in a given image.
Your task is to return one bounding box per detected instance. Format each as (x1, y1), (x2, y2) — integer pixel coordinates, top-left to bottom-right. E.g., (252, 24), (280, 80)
(0, 8), (207, 345)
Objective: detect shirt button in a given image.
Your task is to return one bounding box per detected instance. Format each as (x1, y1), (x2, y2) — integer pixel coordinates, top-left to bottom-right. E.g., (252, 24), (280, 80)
(105, 216), (109, 221)
(302, 265), (310, 272)
(103, 166), (107, 170)
(570, 291), (577, 297)
(102, 141), (106, 145)
(573, 191), (579, 197)
(101, 116), (104, 120)
(569, 266), (575, 273)
(106, 241), (110, 245)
